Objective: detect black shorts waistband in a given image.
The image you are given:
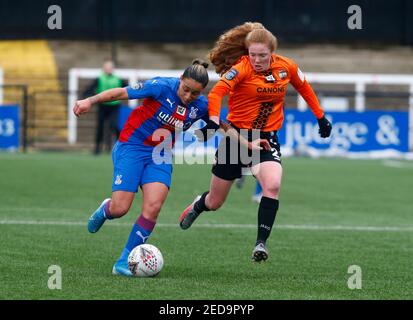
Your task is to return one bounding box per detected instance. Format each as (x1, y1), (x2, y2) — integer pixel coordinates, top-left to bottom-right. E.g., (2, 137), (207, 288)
(228, 123), (277, 140)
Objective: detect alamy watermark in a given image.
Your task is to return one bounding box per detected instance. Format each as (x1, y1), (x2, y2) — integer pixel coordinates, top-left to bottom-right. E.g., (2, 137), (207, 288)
(150, 128), (270, 168)
(347, 265), (362, 290)
(47, 265), (62, 290)
(347, 5), (362, 30)
(47, 5), (62, 30)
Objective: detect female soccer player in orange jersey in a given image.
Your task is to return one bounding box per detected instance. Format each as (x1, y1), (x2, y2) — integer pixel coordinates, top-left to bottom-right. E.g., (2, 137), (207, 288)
(179, 22), (332, 262)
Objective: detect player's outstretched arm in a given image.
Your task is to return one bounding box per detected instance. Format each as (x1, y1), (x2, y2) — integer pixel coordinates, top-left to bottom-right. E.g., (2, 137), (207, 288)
(290, 61), (332, 138)
(219, 121), (270, 151)
(73, 87), (128, 117)
(193, 117), (269, 151)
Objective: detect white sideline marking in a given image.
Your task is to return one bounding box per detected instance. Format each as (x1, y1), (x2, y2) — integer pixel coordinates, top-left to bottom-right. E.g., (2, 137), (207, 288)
(0, 219), (412, 232)
(382, 160), (413, 169)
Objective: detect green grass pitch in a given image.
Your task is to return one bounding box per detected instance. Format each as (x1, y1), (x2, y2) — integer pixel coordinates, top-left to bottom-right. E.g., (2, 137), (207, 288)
(0, 152), (412, 300)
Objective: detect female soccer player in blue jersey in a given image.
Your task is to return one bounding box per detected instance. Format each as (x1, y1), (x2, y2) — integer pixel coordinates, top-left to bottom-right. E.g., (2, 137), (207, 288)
(73, 59), (210, 276)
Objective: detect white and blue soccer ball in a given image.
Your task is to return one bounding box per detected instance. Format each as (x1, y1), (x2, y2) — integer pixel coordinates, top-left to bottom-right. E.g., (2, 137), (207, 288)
(127, 244), (164, 277)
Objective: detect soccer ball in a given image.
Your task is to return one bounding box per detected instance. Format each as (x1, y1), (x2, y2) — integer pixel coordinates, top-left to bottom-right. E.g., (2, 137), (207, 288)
(127, 244), (164, 277)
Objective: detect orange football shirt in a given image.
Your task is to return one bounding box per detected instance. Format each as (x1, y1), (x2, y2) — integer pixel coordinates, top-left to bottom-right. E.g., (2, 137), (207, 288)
(208, 54), (324, 131)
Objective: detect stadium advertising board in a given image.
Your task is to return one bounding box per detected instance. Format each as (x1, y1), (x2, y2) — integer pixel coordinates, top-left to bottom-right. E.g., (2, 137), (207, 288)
(119, 106), (409, 153)
(278, 110), (408, 152)
(0, 105), (20, 150)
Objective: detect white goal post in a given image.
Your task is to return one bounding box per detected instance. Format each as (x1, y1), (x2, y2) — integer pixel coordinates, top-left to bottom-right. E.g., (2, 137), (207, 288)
(68, 68), (413, 150)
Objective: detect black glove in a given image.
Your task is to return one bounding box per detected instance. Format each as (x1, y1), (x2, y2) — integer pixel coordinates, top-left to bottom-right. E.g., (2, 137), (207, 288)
(194, 120), (220, 141)
(317, 116), (332, 138)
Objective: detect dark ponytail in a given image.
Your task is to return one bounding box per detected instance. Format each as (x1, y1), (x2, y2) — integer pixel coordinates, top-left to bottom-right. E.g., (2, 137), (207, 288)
(182, 59), (209, 88)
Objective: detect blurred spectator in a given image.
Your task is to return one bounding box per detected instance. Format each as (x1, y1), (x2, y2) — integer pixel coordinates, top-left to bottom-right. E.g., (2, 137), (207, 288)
(83, 59), (127, 154)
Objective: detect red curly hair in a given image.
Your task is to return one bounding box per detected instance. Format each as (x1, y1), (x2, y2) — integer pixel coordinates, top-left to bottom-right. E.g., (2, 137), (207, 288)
(208, 22), (277, 75)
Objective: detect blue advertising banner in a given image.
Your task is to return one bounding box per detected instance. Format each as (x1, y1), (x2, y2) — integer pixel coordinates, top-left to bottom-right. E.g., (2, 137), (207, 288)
(0, 105), (20, 150)
(278, 109), (409, 152)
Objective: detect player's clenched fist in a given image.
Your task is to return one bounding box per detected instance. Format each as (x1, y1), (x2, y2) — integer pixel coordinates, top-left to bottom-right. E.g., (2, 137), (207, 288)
(73, 99), (92, 117)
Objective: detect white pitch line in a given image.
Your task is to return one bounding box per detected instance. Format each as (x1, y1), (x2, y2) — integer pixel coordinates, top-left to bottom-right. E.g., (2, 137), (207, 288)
(0, 219), (412, 232)
(382, 160), (413, 169)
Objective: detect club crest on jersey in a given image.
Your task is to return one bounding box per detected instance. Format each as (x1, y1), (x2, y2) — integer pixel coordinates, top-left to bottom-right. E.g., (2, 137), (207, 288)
(279, 70), (287, 79)
(176, 105), (186, 116)
(114, 175), (122, 185)
(130, 82), (144, 90)
(225, 68), (238, 81)
(189, 107), (198, 119)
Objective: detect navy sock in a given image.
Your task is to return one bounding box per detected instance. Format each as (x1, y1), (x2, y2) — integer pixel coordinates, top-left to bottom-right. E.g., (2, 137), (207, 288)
(118, 214), (155, 262)
(257, 197), (279, 245)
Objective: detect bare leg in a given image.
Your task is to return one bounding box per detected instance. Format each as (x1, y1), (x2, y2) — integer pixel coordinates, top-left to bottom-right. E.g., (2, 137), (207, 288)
(251, 161), (282, 199)
(141, 182), (169, 221)
(108, 190), (134, 218)
(204, 174), (234, 210)
(179, 174), (233, 230)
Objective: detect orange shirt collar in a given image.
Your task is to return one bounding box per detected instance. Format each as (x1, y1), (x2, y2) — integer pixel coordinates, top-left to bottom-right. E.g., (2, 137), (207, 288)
(269, 54), (278, 69)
